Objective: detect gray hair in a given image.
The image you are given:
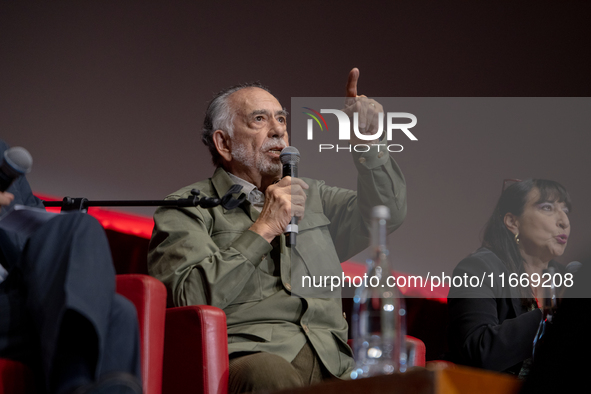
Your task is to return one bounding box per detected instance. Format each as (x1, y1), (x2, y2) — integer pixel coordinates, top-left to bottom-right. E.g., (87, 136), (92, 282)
(202, 82), (271, 167)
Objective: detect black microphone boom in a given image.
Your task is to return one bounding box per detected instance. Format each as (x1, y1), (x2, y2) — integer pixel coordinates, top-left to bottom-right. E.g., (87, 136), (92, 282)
(280, 146), (300, 247)
(0, 147), (33, 192)
(43, 185), (246, 212)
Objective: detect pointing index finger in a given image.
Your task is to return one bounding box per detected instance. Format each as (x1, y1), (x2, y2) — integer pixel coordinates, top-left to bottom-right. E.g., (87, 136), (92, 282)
(346, 67), (359, 98)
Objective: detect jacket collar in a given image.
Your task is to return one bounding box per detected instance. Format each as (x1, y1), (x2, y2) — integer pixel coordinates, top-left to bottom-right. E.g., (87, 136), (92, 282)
(211, 167), (259, 221)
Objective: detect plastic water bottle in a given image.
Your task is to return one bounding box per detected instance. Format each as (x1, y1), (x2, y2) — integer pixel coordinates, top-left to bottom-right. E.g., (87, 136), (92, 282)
(350, 205), (407, 379)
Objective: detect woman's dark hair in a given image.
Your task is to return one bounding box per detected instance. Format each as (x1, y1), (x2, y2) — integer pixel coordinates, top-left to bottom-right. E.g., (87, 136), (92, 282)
(482, 179), (572, 302)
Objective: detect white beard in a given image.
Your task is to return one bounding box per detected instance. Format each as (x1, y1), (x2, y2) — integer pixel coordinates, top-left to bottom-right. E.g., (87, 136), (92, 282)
(231, 139), (285, 176)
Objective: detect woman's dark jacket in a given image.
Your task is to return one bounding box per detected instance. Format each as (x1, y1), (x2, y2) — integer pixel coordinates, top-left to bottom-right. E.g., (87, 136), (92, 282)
(447, 247), (564, 373)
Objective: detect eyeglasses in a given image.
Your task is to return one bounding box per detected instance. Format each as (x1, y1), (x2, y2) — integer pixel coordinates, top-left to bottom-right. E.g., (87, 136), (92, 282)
(502, 178), (522, 194)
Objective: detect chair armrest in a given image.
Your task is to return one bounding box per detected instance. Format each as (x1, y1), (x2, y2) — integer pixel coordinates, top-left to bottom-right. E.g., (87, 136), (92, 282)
(116, 274), (167, 394)
(406, 335), (426, 367)
(0, 359), (35, 394)
(163, 305), (228, 394)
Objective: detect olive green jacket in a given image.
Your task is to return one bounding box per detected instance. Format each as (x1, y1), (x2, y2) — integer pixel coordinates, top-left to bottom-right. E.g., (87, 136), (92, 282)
(148, 148), (406, 378)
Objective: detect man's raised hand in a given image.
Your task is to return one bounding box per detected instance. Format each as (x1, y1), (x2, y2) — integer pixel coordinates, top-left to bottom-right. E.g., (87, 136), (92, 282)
(343, 68), (383, 142)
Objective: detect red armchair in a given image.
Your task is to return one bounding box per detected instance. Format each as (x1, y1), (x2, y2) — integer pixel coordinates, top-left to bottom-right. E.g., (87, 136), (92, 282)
(161, 305), (426, 394)
(0, 274), (166, 394)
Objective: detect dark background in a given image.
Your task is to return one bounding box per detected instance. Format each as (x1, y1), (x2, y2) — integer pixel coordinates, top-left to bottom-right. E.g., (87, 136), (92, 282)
(2, 1), (590, 278)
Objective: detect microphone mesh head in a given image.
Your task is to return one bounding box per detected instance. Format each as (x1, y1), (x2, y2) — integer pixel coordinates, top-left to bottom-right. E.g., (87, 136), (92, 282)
(372, 205), (391, 220)
(5, 147), (33, 174)
(280, 146), (300, 165)
(566, 261), (582, 273)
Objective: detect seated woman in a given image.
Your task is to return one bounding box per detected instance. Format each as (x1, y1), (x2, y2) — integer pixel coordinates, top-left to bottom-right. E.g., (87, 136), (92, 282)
(447, 179), (571, 376)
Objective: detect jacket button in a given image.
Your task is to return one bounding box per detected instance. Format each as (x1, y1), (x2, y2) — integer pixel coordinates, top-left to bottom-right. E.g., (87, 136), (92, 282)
(302, 324), (309, 333)
(377, 151), (384, 158)
(285, 283), (292, 291)
(343, 312), (346, 319)
(358, 157), (366, 164)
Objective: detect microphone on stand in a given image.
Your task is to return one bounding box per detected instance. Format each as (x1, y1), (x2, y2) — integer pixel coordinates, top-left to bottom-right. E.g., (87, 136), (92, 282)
(280, 146), (300, 247)
(566, 261), (582, 274)
(0, 147), (33, 192)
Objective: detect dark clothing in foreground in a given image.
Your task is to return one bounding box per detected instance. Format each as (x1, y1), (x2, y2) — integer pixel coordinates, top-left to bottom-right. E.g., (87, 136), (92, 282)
(521, 262), (590, 393)
(0, 140), (140, 392)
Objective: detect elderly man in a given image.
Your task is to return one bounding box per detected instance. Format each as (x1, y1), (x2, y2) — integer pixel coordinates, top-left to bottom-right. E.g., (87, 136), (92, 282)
(148, 69), (407, 393)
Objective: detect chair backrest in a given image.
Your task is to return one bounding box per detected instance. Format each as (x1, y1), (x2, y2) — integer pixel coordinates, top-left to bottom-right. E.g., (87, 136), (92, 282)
(116, 274), (167, 394)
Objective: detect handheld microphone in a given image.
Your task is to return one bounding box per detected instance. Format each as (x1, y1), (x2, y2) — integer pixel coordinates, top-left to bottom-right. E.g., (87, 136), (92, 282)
(280, 146), (300, 247)
(0, 147), (33, 192)
(566, 261), (582, 274)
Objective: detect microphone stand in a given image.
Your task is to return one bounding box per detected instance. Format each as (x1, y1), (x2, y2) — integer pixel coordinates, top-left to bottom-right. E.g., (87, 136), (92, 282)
(43, 185), (246, 213)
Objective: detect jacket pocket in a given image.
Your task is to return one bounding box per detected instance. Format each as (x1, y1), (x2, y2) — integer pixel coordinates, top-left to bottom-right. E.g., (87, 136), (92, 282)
(211, 230), (264, 305)
(211, 230), (243, 249)
(292, 212), (343, 297)
(227, 324), (274, 343)
(331, 330), (355, 377)
(331, 330), (353, 357)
